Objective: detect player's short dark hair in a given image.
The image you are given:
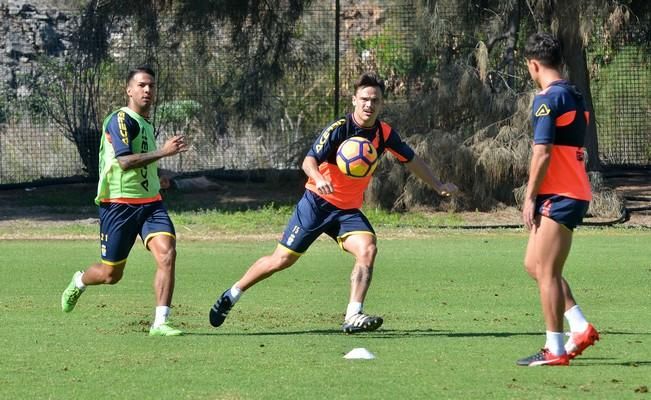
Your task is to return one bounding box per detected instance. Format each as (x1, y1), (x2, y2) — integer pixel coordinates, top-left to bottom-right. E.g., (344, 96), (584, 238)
(126, 65), (155, 85)
(354, 72), (385, 96)
(524, 32), (562, 68)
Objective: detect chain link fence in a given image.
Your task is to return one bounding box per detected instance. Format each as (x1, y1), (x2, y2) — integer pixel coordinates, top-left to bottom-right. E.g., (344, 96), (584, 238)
(589, 17), (651, 166)
(0, 2), (649, 187)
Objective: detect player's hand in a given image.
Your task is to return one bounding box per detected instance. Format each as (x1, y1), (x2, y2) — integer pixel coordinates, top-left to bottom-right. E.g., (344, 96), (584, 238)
(522, 198), (536, 230)
(162, 135), (188, 156)
(437, 182), (458, 197)
(315, 178), (334, 195)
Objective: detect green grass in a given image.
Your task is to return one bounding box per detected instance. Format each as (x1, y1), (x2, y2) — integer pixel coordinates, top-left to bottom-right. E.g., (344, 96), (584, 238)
(171, 206), (465, 237)
(2, 231), (651, 399)
(0, 202), (465, 239)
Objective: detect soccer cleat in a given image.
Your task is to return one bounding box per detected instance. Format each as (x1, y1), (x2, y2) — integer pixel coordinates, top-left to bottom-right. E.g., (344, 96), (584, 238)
(342, 313), (383, 334)
(149, 322), (183, 336)
(61, 271), (85, 312)
(209, 290), (234, 328)
(566, 323), (600, 359)
(516, 348), (570, 367)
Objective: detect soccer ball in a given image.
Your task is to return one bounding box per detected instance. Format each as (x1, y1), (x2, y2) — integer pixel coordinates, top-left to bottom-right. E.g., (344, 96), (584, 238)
(336, 137), (378, 178)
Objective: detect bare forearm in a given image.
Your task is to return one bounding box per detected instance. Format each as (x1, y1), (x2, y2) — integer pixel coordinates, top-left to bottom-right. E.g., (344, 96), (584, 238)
(302, 155), (334, 195)
(117, 149), (168, 170)
(405, 156), (443, 191)
(302, 156), (324, 181)
(117, 134), (187, 170)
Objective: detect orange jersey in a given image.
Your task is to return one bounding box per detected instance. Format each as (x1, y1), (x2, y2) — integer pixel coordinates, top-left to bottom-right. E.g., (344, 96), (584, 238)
(305, 114), (415, 209)
(532, 81), (592, 201)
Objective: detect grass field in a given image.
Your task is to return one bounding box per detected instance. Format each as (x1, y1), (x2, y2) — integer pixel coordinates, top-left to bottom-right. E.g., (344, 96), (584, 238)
(1, 229), (650, 399)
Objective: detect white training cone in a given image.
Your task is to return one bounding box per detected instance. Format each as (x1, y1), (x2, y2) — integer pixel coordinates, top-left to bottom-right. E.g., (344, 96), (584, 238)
(344, 348), (375, 360)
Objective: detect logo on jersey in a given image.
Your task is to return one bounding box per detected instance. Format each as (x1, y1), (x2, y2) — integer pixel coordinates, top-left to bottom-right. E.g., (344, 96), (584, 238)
(315, 119), (346, 153)
(535, 103), (551, 117)
(117, 111), (129, 145)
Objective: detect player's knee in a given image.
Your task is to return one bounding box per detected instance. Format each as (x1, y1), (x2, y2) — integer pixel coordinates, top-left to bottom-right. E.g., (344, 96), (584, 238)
(355, 243), (377, 265)
(271, 251), (297, 271)
(523, 259), (537, 279)
(157, 246), (177, 269)
(104, 268), (124, 284)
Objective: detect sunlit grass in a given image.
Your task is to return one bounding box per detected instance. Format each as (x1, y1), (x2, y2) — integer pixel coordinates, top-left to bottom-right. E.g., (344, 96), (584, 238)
(2, 233), (651, 399)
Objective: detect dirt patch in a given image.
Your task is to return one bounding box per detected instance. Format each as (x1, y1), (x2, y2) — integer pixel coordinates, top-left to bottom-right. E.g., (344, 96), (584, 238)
(603, 170), (651, 226)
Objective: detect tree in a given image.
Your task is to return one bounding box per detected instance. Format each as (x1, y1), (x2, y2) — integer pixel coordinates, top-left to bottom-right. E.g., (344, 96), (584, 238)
(33, 1), (113, 177)
(442, 0), (612, 171)
(526, 0), (604, 171)
(104, 0), (312, 128)
(368, 0), (645, 211)
(33, 0), (312, 178)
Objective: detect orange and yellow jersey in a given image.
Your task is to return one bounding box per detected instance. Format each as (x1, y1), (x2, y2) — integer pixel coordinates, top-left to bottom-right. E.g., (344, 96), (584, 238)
(532, 80), (592, 201)
(305, 114), (415, 210)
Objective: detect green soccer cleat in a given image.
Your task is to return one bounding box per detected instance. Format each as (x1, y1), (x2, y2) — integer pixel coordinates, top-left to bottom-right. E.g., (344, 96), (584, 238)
(149, 322), (183, 337)
(61, 271), (85, 313)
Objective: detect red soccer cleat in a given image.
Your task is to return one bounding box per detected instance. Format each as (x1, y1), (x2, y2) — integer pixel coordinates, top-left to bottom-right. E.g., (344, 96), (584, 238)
(566, 323), (600, 359)
(516, 348), (570, 367)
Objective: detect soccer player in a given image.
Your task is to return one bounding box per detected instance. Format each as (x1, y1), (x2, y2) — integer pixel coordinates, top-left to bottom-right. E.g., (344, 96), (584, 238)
(60, 65), (188, 336)
(209, 72), (458, 333)
(516, 33), (599, 366)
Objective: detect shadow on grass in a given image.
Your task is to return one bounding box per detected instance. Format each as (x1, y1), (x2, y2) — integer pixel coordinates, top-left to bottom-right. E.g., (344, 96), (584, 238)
(184, 329), (342, 337)
(182, 328), (651, 340)
(570, 359), (651, 367)
(183, 328), (541, 338)
(357, 329), (543, 339)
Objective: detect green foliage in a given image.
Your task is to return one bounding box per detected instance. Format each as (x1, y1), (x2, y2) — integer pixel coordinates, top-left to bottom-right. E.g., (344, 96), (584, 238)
(159, 0), (312, 117)
(14, 71), (50, 123)
(157, 100), (202, 125)
(353, 33), (413, 76)
(24, 1), (116, 178)
(0, 93), (8, 124)
(2, 232), (651, 398)
(591, 45), (651, 163)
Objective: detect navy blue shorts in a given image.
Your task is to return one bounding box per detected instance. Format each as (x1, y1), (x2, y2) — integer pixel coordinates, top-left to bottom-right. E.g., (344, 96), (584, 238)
(279, 190), (375, 255)
(535, 194), (590, 231)
(99, 201), (175, 264)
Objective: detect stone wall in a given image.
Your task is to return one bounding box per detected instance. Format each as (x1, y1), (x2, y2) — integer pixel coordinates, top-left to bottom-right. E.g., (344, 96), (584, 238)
(1, 1), (77, 100)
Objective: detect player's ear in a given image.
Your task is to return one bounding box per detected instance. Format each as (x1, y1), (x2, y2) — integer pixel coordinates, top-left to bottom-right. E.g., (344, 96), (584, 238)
(351, 95), (356, 107)
(532, 59), (541, 73)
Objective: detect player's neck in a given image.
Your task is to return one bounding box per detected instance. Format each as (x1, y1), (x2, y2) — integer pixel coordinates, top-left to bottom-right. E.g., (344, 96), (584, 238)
(128, 103), (151, 119)
(538, 71), (564, 91)
(352, 113), (376, 129)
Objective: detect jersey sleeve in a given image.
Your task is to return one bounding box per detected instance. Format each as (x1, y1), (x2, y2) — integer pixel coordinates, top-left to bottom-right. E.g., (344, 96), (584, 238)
(105, 111), (140, 156)
(532, 95), (557, 145)
(384, 127), (415, 163)
(306, 119), (346, 163)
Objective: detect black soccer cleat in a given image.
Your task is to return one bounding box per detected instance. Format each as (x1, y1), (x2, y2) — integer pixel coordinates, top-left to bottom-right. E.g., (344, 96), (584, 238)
(209, 290), (234, 328)
(342, 313), (383, 334)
